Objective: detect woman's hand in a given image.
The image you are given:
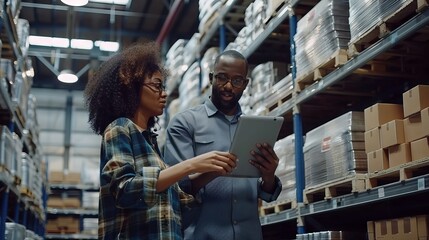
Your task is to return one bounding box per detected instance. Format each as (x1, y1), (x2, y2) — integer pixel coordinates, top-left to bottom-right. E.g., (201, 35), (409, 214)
(188, 151), (237, 175)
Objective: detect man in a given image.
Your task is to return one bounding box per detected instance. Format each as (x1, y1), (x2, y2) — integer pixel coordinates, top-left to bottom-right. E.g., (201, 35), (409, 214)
(164, 50), (282, 240)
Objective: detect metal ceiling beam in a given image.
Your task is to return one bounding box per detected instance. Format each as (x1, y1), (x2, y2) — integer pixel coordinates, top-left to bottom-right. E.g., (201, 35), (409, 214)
(21, 2), (163, 18)
(156, 0), (185, 44)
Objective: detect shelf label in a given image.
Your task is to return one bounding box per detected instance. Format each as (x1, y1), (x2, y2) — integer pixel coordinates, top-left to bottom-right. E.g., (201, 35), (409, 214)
(378, 188), (385, 198)
(309, 204), (314, 213)
(286, 212), (290, 219)
(332, 199), (337, 209)
(418, 178), (425, 190)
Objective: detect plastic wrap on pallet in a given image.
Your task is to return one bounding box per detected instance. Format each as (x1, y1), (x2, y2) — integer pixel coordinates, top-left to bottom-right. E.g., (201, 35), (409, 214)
(200, 47), (219, 95)
(349, 0), (381, 43)
(21, 152), (35, 190)
(183, 33), (201, 68)
(178, 62), (202, 112)
(263, 134), (297, 206)
(380, 0), (412, 19)
(198, 0), (224, 33)
(303, 111), (366, 188)
(165, 39), (188, 93)
(0, 58), (15, 84)
(294, 0), (350, 80)
(5, 222), (26, 240)
(11, 132), (22, 181)
(16, 18), (30, 58)
(0, 126), (14, 178)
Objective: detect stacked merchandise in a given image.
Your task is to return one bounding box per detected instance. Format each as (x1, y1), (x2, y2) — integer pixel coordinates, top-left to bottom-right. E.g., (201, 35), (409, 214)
(297, 231), (366, 240)
(262, 73), (293, 112)
(303, 111), (367, 188)
(348, 0), (380, 44)
(294, 0), (350, 81)
(262, 134), (296, 207)
(16, 18), (30, 58)
(183, 33), (201, 71)
(198, 0), (225, 34)
(238, 85), (252, 115)
(200, 47), (219, 99)
(249, 61), (288, 115)
(349, 0), (415, 43)
(25, 94), (40, 147)
(178, 62), (201, 112)
(164, 39), (188, 94)
(251, 0), (267, 39)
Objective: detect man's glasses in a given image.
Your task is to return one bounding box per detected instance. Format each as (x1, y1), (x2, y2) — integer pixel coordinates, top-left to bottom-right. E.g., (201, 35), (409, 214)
(143, 82), (166, 94)
(213, 73), (247, 88)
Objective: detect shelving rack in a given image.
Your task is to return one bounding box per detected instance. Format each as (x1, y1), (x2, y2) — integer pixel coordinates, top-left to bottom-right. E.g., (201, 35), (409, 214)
(45, 183), (98, 239)
(172, 0), (429, 238)
(0, 1), (46, 239)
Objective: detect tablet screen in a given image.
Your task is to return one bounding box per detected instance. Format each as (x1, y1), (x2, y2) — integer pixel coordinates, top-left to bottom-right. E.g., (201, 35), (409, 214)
(228, 115), (284, 178)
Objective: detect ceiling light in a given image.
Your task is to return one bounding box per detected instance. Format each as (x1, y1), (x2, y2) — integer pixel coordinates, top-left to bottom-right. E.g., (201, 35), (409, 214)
(89, 0), (130, 5)
(94, 41), (120, 52)
(58, 70), (78, 83)
(61, 0), (89, 6)
(71, 39), (93, 50)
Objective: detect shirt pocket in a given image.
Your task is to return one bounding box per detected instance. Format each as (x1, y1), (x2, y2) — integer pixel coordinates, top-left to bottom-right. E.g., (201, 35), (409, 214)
(194, 133), (215, 156)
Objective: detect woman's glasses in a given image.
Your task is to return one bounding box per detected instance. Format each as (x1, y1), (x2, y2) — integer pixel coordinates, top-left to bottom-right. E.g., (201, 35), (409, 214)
(143, 82), (166, 94)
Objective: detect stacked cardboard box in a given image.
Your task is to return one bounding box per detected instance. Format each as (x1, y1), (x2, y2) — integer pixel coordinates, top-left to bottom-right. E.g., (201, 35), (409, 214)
(364, 85), (429, 173)
(367, 215), (429, 240)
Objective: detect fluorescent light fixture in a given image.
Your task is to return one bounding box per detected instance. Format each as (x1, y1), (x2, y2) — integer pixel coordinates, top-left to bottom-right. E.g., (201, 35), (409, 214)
(89, 0), (130, 5)
(95, 41), (120, 52)
(61, 0), (89, 6)
(71, 39), (93, 50)
(29, 36), (70, 48)
(29, 35), (118, 52)
(58, 70), (78, 83)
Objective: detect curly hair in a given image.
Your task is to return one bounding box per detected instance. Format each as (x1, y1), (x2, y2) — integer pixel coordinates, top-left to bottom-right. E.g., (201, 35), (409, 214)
(84, 41), (167, 135)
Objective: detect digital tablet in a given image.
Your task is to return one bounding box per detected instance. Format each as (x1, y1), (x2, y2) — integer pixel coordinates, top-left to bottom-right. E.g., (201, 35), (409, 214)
(228, 115), (284, 178)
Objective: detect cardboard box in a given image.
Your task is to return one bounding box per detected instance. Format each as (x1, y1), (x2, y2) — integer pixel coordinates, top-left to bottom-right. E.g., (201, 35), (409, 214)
(375, 220), (391, 239)
(367, 221), (376, 240)
(388, 143), (411, 168)
(47, 197), (64, 208)
(64, 172), (81, 184)
(364, 103), (403, 131)
(411, 137), (429, 161)
(380, 120), (405, 148)
(417, 215), (429, 239)
(365, 128), (381, 153)
(49, 171), (64, 183)
(63, 197), (81, 208)
(403, 85), (429, 118)
(404, 113), (424, 143)
(422, 107), (429, 137)
(367, 149), (389, 173)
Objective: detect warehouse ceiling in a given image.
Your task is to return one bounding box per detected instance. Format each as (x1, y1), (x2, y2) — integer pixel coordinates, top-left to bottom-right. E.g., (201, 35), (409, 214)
(19, 0), (320, 92)
(19, 0), (200, 91)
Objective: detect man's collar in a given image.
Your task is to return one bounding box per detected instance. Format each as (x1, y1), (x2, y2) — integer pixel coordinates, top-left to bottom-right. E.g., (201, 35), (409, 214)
(204, 97), (242, 121)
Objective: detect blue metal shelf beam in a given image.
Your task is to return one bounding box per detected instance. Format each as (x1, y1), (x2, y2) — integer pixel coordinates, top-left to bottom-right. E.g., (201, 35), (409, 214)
(270, 8), (429, 117)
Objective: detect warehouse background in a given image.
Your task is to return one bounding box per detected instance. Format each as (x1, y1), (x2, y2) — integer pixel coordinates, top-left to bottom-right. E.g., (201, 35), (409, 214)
(1, 0), (429, 239)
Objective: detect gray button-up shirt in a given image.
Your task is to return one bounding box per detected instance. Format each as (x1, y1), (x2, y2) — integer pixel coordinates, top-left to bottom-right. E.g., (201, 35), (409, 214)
(164, 99), (282, 240)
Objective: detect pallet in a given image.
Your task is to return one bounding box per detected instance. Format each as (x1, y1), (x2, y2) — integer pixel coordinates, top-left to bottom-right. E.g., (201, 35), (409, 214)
(366, 157), (429, 189)
(13, 175), (21, 186)
(259, 199), (296, 216)
(348, 0), (428, 57)
(20, 186), (34, 199)
(304, 173), (367, 204)
(264, 90), (292, 114)
(263, 0), (287, 25)
(295, 49), (348, 91)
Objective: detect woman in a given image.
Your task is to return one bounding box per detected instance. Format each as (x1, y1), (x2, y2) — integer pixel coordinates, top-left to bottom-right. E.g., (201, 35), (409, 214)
(84, 41), (237, 240)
